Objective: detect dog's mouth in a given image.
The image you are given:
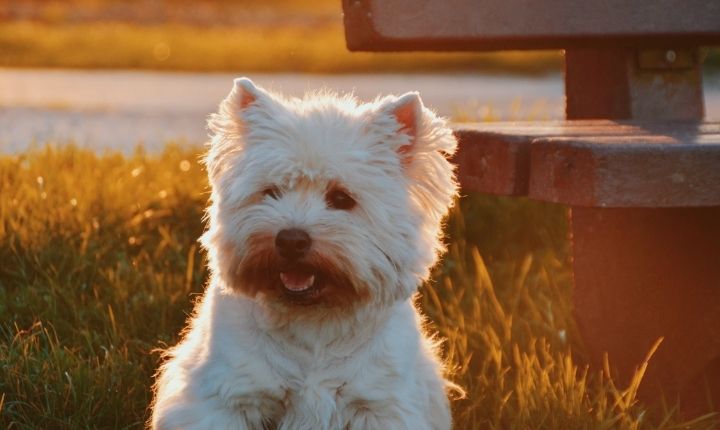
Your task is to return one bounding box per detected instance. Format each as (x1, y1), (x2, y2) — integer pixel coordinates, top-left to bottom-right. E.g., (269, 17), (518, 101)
(236, 245), (366, 308)
(278, 267), (322, 304)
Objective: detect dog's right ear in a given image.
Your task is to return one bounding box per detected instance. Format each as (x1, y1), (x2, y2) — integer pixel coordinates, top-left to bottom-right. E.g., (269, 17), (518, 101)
(208, 77), (283, 149)
(209, 77), (278, 134)
(206, 77), (277, 183)
(229, 77), (266, 111)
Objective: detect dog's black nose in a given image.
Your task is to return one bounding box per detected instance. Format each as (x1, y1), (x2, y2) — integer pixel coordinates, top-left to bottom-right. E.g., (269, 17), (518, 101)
(275, 228), (312, 260)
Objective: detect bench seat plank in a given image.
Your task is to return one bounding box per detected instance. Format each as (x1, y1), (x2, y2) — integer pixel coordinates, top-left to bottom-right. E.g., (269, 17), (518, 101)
(453, 121), (720, 207)
(343, 0), (720, 51)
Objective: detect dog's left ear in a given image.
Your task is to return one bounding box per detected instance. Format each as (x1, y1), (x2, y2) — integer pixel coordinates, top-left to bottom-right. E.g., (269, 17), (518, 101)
(371, 91), (457, 168)
(372, 91), (458, 293)
(390, 92), (422, 141)
(379, 92), (423, 162)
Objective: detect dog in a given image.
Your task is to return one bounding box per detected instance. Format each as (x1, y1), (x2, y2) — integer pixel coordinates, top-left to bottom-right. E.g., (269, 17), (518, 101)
(150, 78), (459, 429)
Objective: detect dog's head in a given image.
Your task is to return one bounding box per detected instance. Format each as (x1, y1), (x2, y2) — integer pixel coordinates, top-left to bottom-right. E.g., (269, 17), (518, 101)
(202, 78), (457, 313)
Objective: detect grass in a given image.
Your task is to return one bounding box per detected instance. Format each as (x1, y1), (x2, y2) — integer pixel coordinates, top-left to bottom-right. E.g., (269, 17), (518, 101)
(0, 145), (718, 429)
(0, 20), (562, 74)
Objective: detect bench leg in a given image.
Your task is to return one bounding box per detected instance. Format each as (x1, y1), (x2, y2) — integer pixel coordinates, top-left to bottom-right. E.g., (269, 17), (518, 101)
(571, 206), (720, 416)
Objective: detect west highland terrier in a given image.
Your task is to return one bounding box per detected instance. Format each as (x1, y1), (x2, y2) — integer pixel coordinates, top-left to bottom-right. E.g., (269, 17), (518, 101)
(151, 78), (459, 429)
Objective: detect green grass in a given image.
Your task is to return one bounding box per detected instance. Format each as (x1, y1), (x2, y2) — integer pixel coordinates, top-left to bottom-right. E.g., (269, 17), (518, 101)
(0, 20), (562, 74)
(0, 145), (718, 429)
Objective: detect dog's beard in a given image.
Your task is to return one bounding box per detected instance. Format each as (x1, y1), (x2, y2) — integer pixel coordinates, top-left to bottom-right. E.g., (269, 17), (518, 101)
(230, 234), (370, 310)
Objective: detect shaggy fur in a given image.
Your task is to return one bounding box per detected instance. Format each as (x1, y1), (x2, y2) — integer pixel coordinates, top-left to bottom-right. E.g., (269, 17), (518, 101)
(150, 78), (459, 429)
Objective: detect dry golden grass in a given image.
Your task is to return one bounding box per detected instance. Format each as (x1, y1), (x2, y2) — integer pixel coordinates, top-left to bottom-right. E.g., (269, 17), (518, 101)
(0, 145), (717, 428)
(0, 20), (562, 74)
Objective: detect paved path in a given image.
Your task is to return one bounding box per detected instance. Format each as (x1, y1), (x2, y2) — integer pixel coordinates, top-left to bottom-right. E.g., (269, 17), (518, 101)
(1, 68), (718, 153)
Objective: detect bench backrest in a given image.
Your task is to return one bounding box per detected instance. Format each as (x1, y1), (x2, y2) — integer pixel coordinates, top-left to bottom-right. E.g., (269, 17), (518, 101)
(343, 0), (720, 51)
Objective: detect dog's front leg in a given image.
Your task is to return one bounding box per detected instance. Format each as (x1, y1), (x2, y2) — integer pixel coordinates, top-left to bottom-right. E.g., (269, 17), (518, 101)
(153, 396), (276, 430)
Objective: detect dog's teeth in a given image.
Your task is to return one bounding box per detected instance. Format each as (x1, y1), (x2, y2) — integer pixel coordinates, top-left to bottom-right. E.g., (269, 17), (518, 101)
(280, 273), (315, 291)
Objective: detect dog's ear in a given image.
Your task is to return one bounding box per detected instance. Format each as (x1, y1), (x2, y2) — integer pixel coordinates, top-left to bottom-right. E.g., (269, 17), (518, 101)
(389, 92), (422, 140)
(206, 78), (280, 183)
(209, 77), (279, 136)
(372, 91), (458, 267)
(378, 92), (423, 162)
(228, 77), (269, 111)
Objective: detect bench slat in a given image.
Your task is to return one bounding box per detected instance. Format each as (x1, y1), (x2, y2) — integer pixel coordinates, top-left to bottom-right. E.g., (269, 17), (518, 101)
(343, 0), (720, 51)
(453, 121), (720, 207)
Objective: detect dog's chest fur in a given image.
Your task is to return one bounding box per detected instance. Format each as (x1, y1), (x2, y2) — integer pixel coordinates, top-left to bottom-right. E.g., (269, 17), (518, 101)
(182, 285), (423, 429)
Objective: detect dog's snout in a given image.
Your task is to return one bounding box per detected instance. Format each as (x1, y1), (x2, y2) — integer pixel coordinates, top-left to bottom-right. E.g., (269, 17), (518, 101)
(275, 228), (312, 260)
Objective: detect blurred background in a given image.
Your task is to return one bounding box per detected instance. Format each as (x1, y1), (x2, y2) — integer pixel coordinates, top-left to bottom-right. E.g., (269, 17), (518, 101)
(0, 0), (718, 153)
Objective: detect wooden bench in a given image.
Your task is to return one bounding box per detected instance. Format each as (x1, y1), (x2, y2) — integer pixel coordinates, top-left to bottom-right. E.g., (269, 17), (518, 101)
(342, 0), (720, 416)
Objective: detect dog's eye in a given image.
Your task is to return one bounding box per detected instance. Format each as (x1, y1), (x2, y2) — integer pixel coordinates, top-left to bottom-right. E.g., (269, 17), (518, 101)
(262, 186), (280, 200)
(326, 189), (356, 210)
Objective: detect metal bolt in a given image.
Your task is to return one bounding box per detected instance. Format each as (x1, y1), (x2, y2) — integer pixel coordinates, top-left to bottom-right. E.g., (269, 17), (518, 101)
(665, 50), (677, 63)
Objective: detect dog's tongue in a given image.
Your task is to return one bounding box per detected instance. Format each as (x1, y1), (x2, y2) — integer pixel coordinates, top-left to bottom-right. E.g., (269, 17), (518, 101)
(280, 272), (315, 292)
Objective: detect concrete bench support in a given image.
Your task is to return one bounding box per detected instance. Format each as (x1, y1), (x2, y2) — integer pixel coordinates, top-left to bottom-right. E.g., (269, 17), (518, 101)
(572, 206), (720, 413)
(565, 47), (718, 415)
(566, 48), (705, 120)
(453, 119), (720, 414)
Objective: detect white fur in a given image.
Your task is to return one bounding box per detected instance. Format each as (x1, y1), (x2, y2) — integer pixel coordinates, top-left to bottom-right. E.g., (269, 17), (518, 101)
(151, 78), (459, 429)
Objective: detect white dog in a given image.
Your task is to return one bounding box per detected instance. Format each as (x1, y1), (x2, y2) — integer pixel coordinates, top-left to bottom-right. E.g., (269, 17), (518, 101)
(151, 78), (459, 429)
